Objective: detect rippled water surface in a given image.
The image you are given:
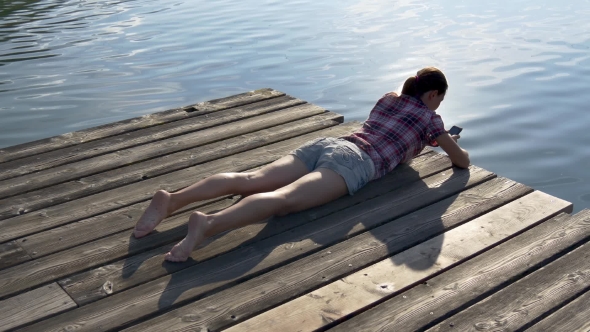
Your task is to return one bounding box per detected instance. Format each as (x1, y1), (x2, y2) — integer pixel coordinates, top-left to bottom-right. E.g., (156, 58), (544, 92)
(1, 0), (590, 211)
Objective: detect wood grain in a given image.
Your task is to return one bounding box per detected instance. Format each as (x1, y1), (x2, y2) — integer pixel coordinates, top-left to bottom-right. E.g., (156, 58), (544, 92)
(0, 283), (76, 331)
(16, 150), (445, 260)
(0, 124), (359, 300)
(58, 152), (452, 306)
(0, 103), (328, 199)
(226, 190), (567, 332)
(23, 166), (496, 332)
(330, 209), (589, 332)
(0, 89), (578, 332)
(0, 122), (359, 243)
(0, 95), (304, 181)
(0, 111), (343, 220)
(427, 241), (590, 332)
(0, 241), (31, 271)
(0, 197), (239, 301)
(526, 286), (590, 332)
(0, 88), (282, 164)
(118, 175), (529, 332)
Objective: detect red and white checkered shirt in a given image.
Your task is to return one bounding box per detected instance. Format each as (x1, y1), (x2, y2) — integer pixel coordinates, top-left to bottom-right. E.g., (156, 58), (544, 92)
(341, 92), (446, 180)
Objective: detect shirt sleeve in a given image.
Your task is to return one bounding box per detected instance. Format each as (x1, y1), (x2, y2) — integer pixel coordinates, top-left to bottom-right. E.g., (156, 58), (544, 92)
(426, 114), (446, 147)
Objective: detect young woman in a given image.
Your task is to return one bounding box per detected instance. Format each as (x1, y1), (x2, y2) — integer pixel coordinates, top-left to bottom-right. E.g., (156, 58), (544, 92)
(133, 67), (470, 262)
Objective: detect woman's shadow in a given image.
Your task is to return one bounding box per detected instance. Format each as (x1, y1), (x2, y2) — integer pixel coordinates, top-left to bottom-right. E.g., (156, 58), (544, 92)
(120, 158), (474, 310)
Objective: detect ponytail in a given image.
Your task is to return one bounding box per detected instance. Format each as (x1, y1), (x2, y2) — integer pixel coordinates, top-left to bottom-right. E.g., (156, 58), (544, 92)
(401, 75), (419, 96)
(401, 67), (448, 97)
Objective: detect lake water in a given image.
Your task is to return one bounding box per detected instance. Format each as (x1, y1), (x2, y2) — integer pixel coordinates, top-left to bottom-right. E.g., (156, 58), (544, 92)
(1, 0), (589, 212)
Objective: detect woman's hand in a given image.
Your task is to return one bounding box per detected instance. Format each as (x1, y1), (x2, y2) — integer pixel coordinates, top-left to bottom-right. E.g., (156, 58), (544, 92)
(436, 133), (470, 168)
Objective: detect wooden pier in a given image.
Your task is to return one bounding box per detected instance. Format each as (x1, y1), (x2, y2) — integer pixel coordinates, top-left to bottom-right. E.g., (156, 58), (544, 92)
(0, 88), (588, 332)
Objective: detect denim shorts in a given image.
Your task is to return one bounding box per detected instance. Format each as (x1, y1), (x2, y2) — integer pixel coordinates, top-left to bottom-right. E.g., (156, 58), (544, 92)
(289, 137), (375, 195)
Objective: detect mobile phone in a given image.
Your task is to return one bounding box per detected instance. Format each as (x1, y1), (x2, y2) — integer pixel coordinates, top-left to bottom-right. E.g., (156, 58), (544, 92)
(448, 125), (463, 135)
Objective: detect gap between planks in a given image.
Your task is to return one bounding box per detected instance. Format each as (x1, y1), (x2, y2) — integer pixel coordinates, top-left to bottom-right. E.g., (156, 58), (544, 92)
(0, 101), (334, 200)
(117, 175), (535, 332)
(526, 284), (590, 332)
(57, 151), (449, 307)
(14, 150), (442, 262)
(0, 121), (357, 244)
(0, 95), (304, 182)
(1, 150), (448, 330)
(0, 282), (77, 332)
(328, 210), (588, 332)
(426, 237), (590, 332)
(227, 191), (574, 332)
(0, 110), (343, 220)
(0, 125), (367, 307)
(17, 165), (497, 332)
(0, 88), (283, 164)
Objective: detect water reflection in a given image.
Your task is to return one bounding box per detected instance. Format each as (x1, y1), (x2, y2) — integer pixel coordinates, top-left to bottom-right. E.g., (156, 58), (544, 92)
(0, 0), (590, 211)
(0, 0), (147, 65)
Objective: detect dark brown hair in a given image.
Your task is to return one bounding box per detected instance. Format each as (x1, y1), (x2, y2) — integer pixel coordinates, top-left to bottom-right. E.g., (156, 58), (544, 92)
(401, 67), (448, 97)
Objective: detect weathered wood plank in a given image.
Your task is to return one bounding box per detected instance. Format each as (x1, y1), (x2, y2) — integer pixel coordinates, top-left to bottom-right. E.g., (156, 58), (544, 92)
(0, 197), (239, 301)
(16, 150), (445, 262)
(0, 88), (283, 164)
(427, 241), (590, 332)
(0, 103), (329, 199)
(118, 176), (532, 332)
(329, 209), (589, 332)
(0, 110), (343, 220)
(24, 166), (496, 331)
(58, 151), (450, 306)
(16, 196), (224, 260)
(0, 283), (76, 331)
(0, 241), (31, 271)
(226, 191), (570, 332)
(527, 287), (590, 331)
(0, 124), (359, 300)
(0, 96), (304, 182)
(0, 122), (358, 243)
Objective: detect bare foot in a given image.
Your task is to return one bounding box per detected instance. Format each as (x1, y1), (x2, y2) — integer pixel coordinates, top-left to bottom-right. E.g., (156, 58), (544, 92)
(134, 190), (173, 238)
(165, 212), (209, 262)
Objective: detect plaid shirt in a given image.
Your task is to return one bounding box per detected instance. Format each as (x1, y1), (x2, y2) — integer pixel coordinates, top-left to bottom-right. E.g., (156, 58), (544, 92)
(341, 92), (446, 180)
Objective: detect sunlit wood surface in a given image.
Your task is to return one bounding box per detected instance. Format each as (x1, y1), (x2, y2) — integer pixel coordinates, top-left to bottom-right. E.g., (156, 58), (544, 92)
(0, 89), (587, 332)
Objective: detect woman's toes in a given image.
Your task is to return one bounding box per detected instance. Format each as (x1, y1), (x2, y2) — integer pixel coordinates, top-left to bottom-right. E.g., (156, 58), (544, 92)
(133, 229), (149, 238)
(165, 248), (188, 262)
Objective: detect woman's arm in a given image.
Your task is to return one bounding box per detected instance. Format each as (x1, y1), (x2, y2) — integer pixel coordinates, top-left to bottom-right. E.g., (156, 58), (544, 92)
(435, 132), (470, 168)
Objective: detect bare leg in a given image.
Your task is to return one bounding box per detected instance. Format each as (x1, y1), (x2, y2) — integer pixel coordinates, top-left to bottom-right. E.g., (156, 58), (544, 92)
(165, 167), (348, 262)
(134, 155), (309, 238)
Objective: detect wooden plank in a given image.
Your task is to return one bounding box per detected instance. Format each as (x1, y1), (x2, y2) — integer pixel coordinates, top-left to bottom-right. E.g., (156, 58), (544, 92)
(22, 166), (497, 331)
(426, 241), (590, 332)
(0, 110), (343, 220)
(0, 283), (76, 331)
(0, 121), (358, 243)
(0, 197), (239, 301)
(527, 287), (590, 331)
(228, 192), (572, 332)
(17, 196), (224, 260)
(16, 150), (446, 262)
(0, 88), (283, 164)
(58, 151), (451, 306)
(118, 176), (532, 332)
(0, 95), (305, 181)
(329, 209), (590, 332)
(0, 241), (31, 270)
(0, 102), (329, 199)
(0, 124), (359, 300)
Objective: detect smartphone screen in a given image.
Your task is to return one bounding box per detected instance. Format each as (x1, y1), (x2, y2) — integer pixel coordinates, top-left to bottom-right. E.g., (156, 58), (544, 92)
(449, 126), (463, 135)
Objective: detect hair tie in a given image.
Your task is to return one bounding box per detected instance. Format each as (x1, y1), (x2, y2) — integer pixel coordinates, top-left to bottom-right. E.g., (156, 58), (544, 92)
(415, 75), (419, 82)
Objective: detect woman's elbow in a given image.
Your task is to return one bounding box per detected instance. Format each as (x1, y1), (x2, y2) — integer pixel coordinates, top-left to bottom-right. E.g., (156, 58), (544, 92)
(452, 150), (470, 169)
